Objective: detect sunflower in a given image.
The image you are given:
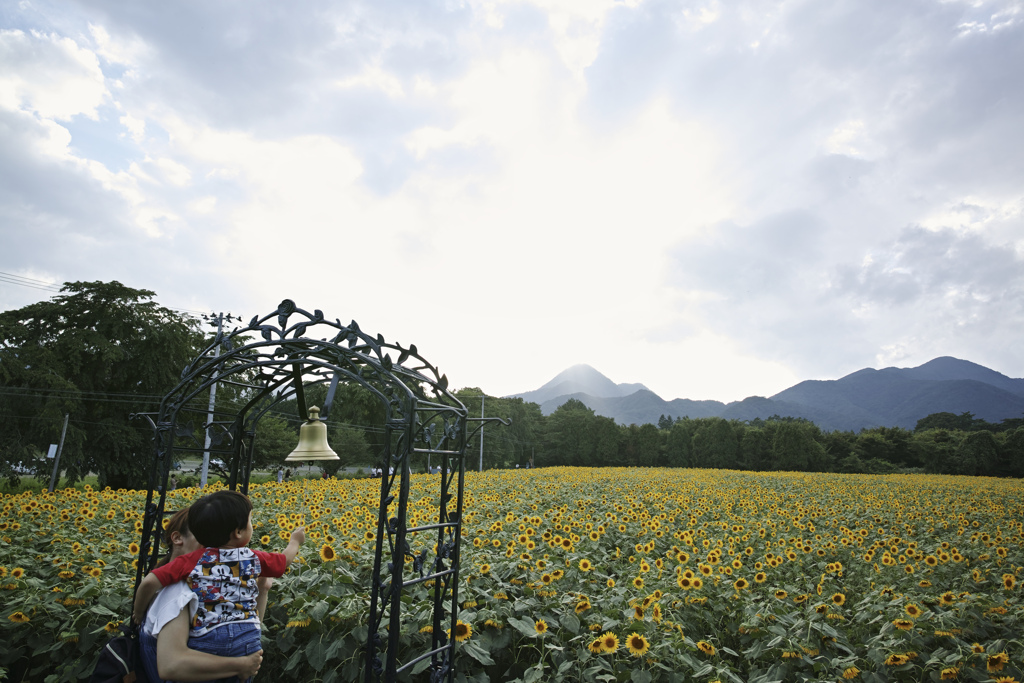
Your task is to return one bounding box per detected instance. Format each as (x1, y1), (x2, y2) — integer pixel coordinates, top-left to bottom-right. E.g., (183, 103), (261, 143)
(691, 577), (703, 589)
(534, 619), (548, 634)
(971, 643), (985, 654)
(632, 576), (644, 590)
(89, 567), (102, 578)
(754, 572), (766, 584)
(892, 619), (914, 631)
(1002, 574), (1016, 590)
(104, 620), (122, 634)
(128, 542), (140, 554)
(601, 632), (619, 653)
(587, 637), (603, 654)
(606, 578), (615, 588)
(774, 589), (788, 600)
(904, 603), (923, 618)
(625, 632), (649, 657)
(578, 558), (593, 571)
(843, 666), (861, 679)
(939, 667), (959, 680)
(575, 599), (591, 614)
(697, 640), (716, 656)
(319, 544), (336, 562)
(260, 535), (271, 545)
(633, 605), (645, 620)
(734, 578), (748, 590)
(793, 594), (808, 604)
(11, 568), (25, 580)
(986, 653), (1009, 673)
(885, 653), (909, 666)
(7, 612), (29, 623)
(452, 620), (472, 642)
(831, 593), (846, 606)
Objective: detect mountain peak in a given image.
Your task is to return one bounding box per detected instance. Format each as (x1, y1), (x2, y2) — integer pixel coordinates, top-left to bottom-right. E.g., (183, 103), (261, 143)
(511, 365), (651, 405)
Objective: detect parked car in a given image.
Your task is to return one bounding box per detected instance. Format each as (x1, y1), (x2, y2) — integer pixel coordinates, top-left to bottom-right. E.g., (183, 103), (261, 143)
(210, 458), (226, 469)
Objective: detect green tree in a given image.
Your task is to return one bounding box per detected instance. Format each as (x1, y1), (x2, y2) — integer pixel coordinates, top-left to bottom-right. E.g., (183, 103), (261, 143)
(914, 429), (963, 474)
(665, 419), (695, 467)
(691, 418), (739, 469)
(739, 426), (772, 471)
(0, 281), (202, 488)
(771, 421), (826, 471)
(542, 399), (596, 466)
(957, 430), (999, 476)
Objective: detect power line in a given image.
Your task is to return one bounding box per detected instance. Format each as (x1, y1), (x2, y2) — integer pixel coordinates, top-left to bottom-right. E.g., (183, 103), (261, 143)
(0, 270), (215, 317)
(0, 272), (62, 292)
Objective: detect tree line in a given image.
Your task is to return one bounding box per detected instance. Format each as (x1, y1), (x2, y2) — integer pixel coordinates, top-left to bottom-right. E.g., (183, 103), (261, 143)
(2, 281), (1021, 488)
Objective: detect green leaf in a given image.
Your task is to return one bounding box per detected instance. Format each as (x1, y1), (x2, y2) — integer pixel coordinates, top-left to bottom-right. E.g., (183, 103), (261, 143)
(461, 640), (495, 666)
(632, 669), (653, 683)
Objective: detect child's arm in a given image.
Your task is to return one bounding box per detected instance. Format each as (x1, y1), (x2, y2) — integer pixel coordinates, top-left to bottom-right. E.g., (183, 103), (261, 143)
(283, 526), (305, 564)
(132, 572), (162, 625)
(255, 577), (273, 624)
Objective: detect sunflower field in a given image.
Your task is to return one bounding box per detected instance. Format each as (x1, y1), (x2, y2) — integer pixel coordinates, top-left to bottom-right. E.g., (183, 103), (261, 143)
(1, 467), (1022, 683)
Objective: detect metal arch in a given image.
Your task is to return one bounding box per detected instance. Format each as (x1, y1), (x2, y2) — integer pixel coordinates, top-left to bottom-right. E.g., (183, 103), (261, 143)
(131, 300), (473, 683)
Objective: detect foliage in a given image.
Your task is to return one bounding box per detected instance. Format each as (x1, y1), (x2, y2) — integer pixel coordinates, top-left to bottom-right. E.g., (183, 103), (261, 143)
(1, 468), (1022, 682)
(0, 282), (202, 489)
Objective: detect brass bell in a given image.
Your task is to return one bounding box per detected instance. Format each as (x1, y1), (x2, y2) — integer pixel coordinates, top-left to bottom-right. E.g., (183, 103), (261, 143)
(285, 406), (339, 461)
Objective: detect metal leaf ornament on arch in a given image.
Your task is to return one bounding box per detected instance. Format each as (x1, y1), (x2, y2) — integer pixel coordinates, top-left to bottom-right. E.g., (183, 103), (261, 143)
(131, 299), (473, 683)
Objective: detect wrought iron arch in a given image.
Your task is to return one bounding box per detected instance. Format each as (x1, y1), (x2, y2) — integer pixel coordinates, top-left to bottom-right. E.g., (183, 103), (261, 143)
(133, 300), (501, 682)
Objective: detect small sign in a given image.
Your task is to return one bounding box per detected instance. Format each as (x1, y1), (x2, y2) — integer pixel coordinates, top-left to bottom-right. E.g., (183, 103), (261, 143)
(47, 444), (58, 459)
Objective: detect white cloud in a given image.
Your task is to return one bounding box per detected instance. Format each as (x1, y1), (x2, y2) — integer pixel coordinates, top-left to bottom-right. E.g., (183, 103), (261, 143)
(0, 29), (108, 120)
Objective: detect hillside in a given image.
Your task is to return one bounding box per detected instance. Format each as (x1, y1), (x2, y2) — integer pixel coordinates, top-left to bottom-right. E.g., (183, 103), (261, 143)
(515, 357), (1024, 431)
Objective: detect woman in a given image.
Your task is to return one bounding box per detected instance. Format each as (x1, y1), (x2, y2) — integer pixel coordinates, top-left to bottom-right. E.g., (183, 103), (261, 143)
(139, 509), (268, 682)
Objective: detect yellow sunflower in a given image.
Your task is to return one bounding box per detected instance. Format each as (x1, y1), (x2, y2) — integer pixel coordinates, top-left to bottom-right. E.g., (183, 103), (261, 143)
(452, 620), (472, 642)
(625, 632), (649, 657)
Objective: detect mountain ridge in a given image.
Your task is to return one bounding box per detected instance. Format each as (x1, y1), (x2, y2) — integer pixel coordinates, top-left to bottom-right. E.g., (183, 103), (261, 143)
(510, 357), (1024, 431)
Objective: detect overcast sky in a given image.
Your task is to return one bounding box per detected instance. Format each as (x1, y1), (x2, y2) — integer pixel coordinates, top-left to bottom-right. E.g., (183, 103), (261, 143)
(2, 0), (1022, 402)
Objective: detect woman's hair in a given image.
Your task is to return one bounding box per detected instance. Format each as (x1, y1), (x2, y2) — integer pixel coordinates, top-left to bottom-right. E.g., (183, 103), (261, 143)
(157, 508), (191, 567)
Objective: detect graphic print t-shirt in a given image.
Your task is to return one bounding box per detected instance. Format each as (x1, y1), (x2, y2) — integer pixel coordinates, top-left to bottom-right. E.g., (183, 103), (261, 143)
(150, 546), (287, 635)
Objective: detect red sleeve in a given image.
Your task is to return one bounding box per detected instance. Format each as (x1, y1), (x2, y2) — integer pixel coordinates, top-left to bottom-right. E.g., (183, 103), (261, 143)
(253, 550), (288, 577)
(149, 548), (205, 587)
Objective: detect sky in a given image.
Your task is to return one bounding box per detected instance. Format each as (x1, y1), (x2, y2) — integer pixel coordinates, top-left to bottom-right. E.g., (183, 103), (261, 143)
(1, 0), (1022, 403)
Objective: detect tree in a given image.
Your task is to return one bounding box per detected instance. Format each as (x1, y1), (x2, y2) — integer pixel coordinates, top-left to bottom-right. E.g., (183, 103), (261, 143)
(771, 421), (826, 471)
(665, 420), (695, 467)
(543, 399), (596, 466)
(0, 281), (202, 488)
(691, 418), (739, 469)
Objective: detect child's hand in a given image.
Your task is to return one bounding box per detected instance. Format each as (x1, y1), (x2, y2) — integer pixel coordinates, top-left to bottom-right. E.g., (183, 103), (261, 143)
(291, 527), (306, 545)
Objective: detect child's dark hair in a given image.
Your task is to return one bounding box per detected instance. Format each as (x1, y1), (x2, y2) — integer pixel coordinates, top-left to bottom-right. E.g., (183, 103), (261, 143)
(157, 509), (191, 567)
(187, 490), (252, 547)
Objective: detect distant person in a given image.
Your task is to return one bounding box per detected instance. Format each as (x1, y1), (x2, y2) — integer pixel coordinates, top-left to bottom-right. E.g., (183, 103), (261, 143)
(169, 475), (178, 491)
(276, 467), (283, 484)
(133, 491), (304, 669)
(284, 468), (292, 481)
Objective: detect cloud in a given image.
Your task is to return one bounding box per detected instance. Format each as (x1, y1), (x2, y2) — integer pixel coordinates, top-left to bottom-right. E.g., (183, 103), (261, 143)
(0, 29), (108, 120)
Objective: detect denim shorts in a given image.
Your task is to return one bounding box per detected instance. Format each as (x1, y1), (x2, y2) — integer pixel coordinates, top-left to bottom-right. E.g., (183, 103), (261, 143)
(189, 622), (262, 683)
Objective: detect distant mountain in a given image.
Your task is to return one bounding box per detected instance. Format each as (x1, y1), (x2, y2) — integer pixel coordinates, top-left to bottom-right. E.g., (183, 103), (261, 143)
(513, 365), (649, 406)
(515, 357), (1024, 432)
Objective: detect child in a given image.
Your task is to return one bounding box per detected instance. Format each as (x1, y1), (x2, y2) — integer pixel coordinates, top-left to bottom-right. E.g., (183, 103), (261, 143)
(133, 490), (304, 669)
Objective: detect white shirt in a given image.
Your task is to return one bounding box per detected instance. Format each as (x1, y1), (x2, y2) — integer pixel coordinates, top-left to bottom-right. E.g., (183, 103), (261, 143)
(143, 581), (198, 637)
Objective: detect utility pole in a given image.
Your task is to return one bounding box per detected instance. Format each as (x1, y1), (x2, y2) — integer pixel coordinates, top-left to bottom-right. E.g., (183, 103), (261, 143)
(200, 312), (231, 487)
(47, 412), (69, 493)
(478, 395), (485, 472)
